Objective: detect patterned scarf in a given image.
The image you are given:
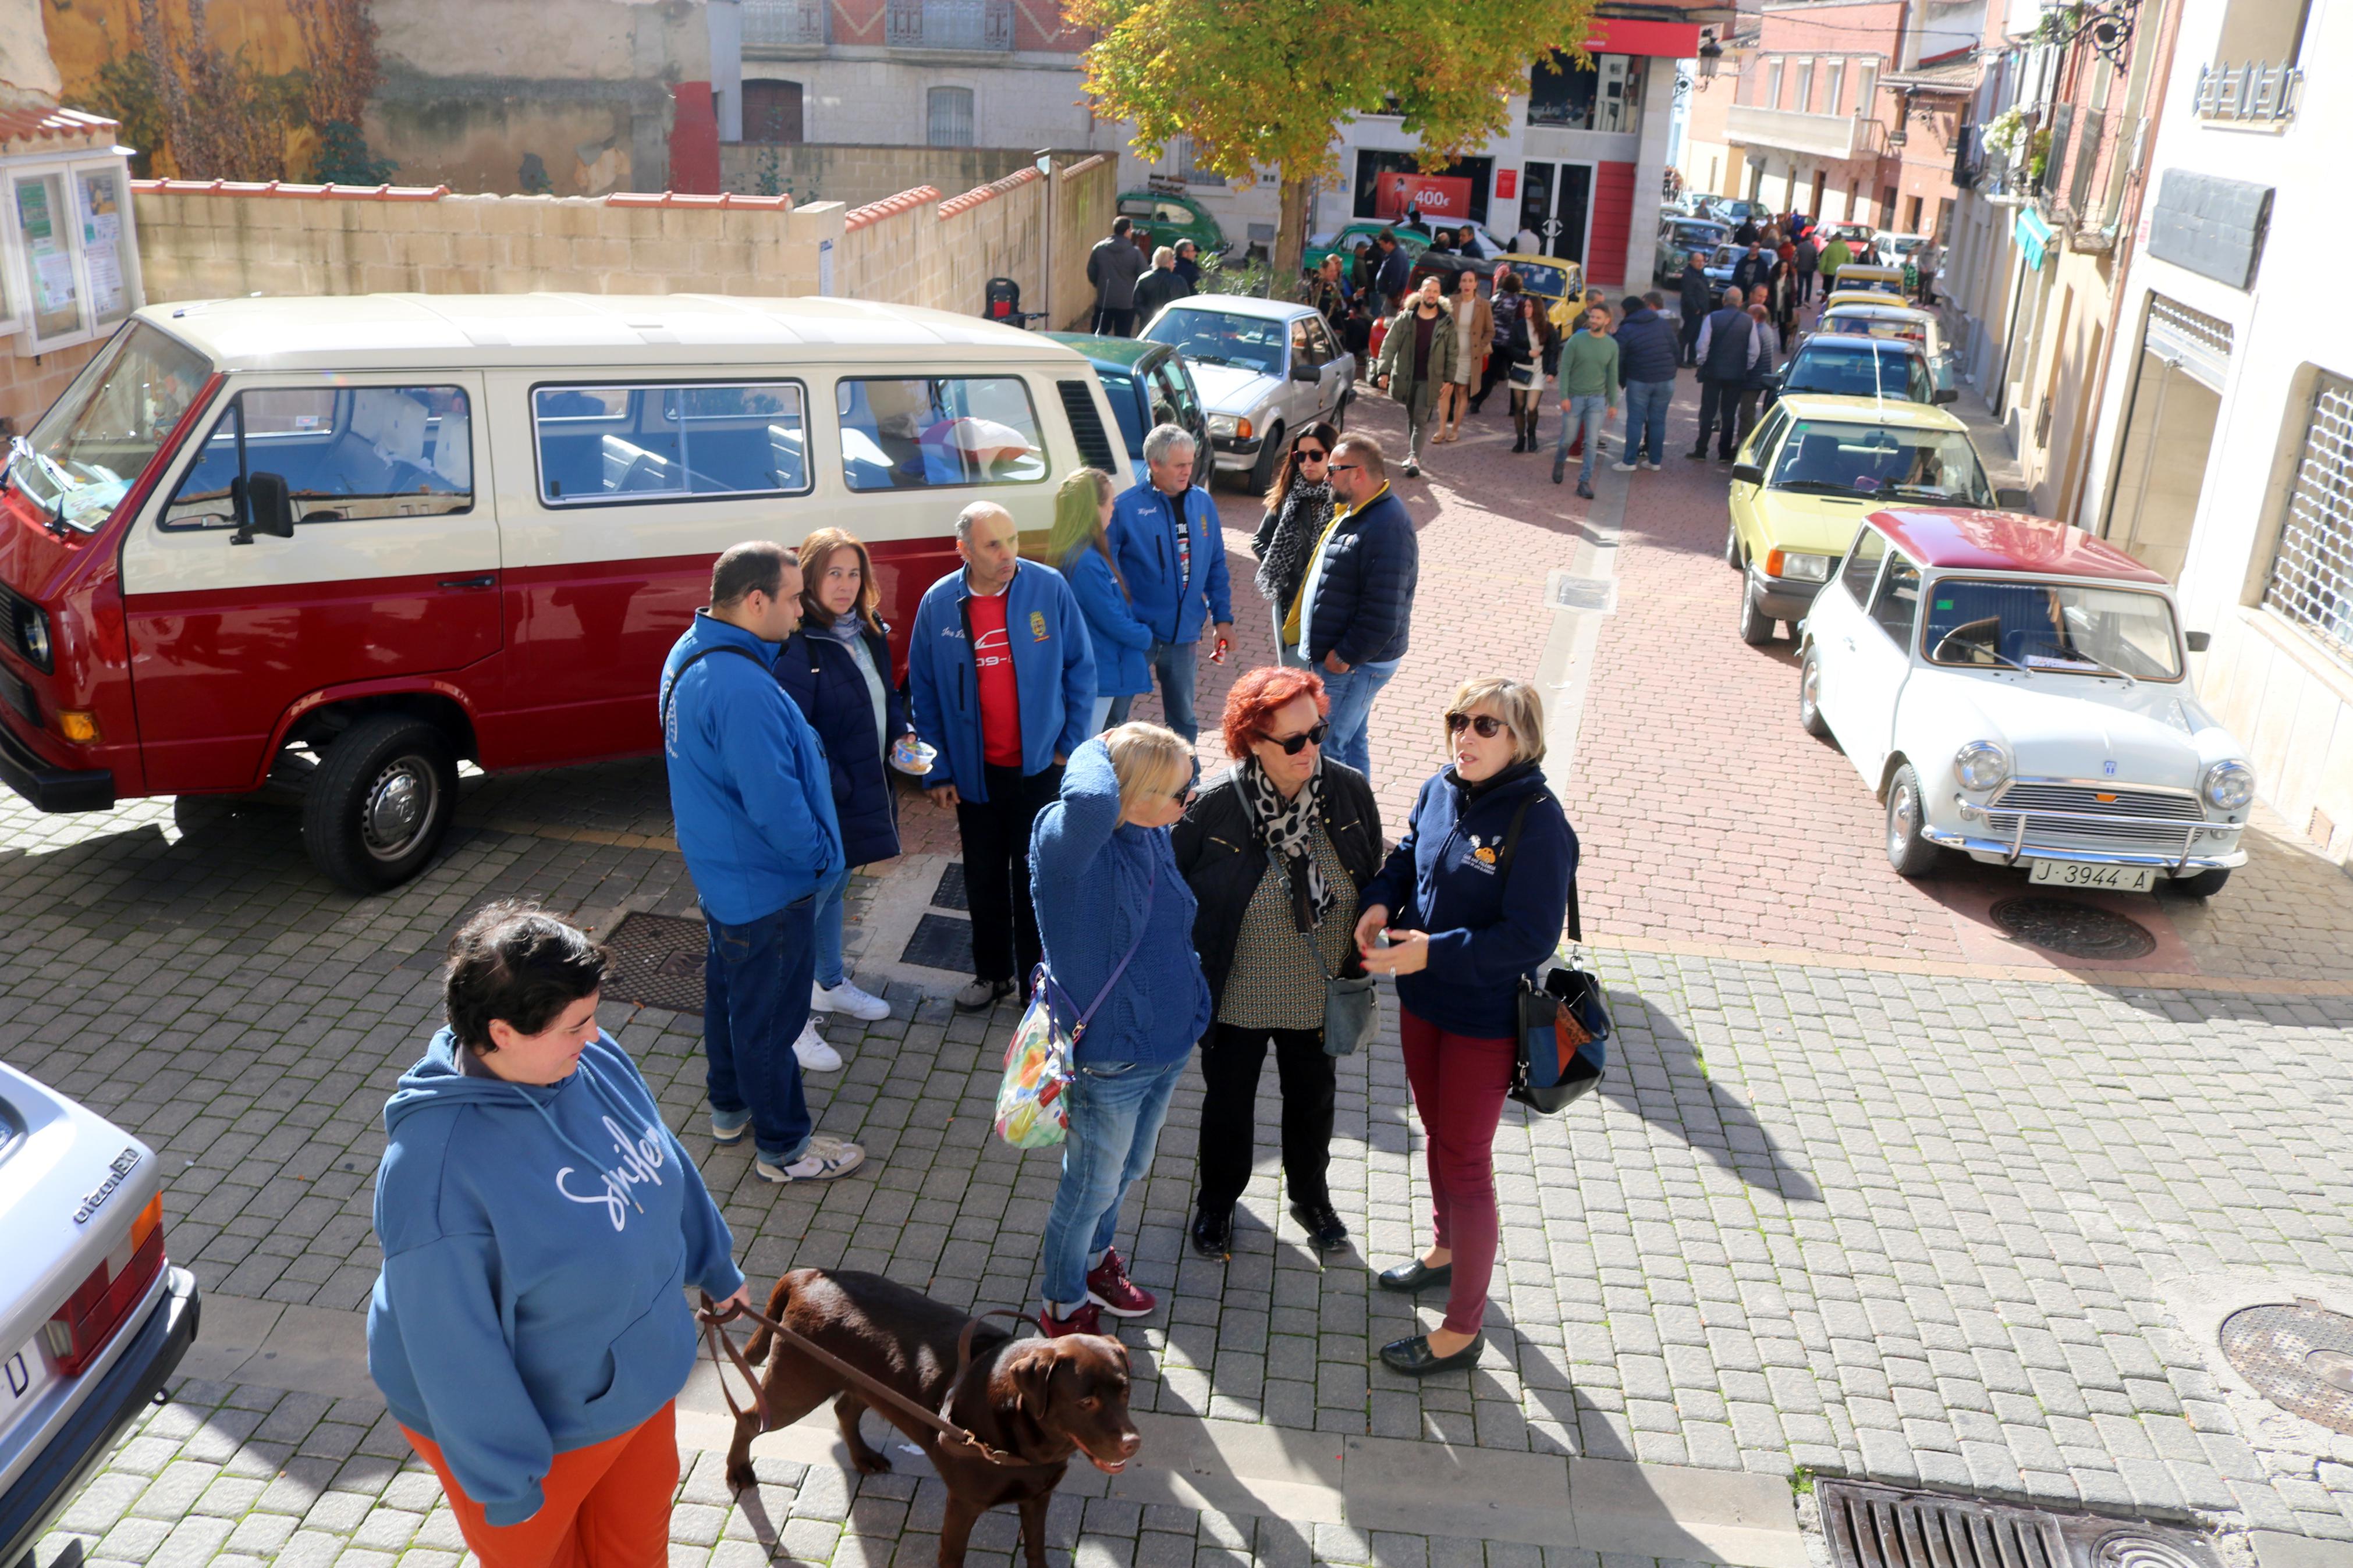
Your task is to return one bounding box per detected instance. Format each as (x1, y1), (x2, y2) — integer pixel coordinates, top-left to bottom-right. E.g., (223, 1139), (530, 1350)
(1240, 755), (1331, 933)
(1255, 477), (1333, 609)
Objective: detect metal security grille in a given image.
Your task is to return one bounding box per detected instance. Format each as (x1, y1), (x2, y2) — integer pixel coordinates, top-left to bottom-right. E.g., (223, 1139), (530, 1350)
(2262, 374), (2353, 668)
(1817, 1481), (2067, 1568)
(2145, 294), (2233, 391)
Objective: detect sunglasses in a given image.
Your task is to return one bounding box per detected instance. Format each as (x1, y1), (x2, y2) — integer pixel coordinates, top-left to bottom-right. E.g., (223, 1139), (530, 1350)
(1328, 462), (1363, 474)
(1259, 721), (1329, 756)
(1446, 712), (1510, 739)
(1293, 448), (1328, 464)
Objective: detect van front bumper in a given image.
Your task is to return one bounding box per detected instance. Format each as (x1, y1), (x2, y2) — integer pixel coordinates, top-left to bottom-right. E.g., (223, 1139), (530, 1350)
(0, 714), (113, 813)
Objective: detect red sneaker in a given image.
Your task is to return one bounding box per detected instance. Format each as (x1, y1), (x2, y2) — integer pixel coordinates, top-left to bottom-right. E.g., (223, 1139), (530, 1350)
(1085, 1249), (1158, 1318)
(1041, 1302), (1103, 1338)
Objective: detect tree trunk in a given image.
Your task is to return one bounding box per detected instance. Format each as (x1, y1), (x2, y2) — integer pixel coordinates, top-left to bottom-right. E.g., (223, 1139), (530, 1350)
(1273, 173), (1315, 290)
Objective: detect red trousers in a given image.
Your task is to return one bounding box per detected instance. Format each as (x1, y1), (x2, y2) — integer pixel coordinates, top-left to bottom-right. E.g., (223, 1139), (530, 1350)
(403, 1402), (677, 1568)
(1398, 1008), (1517, 1335)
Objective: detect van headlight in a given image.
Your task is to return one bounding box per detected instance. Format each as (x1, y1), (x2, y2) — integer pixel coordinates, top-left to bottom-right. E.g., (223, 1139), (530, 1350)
(1953, 739), (2011, 792)
(17, 605), (50, 671)
(2202, 759), (2255, 812)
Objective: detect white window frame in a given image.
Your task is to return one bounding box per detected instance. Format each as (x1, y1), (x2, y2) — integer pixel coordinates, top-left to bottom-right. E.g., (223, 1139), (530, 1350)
(1767, 58), (1786, 109)
(0, 152), (145, 357)
(1825, 61), (1847, 119)
(1795, 59), (1816, 114)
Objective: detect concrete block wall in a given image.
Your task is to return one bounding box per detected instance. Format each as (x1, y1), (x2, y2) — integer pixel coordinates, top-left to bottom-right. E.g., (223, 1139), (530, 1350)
(720, 142), (1047, 209)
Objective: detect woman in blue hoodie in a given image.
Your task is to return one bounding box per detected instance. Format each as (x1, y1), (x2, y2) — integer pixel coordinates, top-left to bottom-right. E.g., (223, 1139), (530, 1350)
(1028, 723), (1212, 1336)
(1356, 678), (1575, 1379)
(369, 904), (748, 1567)
(1050, 467), (1153, 733)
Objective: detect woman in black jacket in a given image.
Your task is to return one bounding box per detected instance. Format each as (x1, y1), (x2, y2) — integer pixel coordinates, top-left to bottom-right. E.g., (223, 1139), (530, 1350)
(1250, 422), (1339, 669)
(779, 528), (912, 1050)
(1172, 667), (1382, 1259)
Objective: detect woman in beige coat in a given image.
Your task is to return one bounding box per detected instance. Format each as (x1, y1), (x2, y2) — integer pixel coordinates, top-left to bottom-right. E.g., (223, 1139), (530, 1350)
(1436, 269), (1491, 443)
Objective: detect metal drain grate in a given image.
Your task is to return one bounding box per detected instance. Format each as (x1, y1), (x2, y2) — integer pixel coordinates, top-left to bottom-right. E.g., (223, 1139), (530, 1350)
(1819, 1481), (2067, 1568)
(934, 862), (968, 911)
(901, 912), (974, 973)
(1988, 896), (2157, 960)
(599, 912), (709, 1014)
(2219, 1302), (2353, 1435)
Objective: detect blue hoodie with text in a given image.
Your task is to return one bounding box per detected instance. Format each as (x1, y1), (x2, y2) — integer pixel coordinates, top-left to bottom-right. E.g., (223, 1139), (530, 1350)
(367, 1030), (744, 1527)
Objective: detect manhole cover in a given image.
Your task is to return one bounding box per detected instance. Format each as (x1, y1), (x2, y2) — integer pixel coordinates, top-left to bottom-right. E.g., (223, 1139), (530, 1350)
(1988, 896), (2156, 960)
(933, 862), (968, 911)
(1548, 573), (1619, 614)
(2092, 1530), (2210, 1568)
(2219, 1302), (2353, 1434)
(599, 912), (709, 1014)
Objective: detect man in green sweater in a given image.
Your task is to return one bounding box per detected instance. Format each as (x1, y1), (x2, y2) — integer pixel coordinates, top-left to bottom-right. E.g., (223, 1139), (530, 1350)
(1553, 305), (1620, 497)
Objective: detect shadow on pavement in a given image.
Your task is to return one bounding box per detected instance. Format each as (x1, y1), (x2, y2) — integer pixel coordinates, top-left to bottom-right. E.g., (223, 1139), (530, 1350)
(1601, 986), (1821, 1204)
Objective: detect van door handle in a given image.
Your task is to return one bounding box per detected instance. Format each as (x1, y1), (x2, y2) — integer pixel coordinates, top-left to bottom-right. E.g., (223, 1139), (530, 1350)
(438, 574), (496, 591)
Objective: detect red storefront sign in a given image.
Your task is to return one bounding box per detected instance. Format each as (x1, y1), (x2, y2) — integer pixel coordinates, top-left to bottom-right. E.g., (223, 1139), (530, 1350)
(1375, 173), (1475, 220)
(1578, 18), (1702, 55)
(1496, 169), (1518, 200)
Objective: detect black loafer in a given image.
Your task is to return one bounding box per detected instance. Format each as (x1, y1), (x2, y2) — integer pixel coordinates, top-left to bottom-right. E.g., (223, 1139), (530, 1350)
(1375, 1258), (1453, 1293)
(1191, 1204), (1233, 1258)
(1290, 1201), (1348, 1253)
(1379, 1332), (1485, 1376)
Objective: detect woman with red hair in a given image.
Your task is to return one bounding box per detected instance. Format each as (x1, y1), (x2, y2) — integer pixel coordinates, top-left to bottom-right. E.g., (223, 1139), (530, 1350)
(1171, 666), (1383, 1258)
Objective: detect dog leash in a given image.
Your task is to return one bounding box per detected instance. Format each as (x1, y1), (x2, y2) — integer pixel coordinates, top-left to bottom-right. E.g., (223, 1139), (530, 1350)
(696, 1294), (1046, 1469)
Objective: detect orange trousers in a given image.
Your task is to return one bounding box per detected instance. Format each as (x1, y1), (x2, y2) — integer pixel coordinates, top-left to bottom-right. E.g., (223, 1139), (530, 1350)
(402, 1401), (678, 1568)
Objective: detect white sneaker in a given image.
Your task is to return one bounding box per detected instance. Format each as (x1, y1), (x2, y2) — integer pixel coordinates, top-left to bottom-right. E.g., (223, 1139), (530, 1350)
(1638, 458), (1660, 471)
(792, 1022), (842, 1072)
(812, 977), (891, 1021)
(755, 1135), (866, 1183)
(1611, 460), (1638, 472)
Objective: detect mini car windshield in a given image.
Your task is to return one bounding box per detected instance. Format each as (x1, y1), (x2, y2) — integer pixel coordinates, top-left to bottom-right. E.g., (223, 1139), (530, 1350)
(1144, 309), (1286, 376)
(1781, 342), (1934, 404)
(1768, 421), (1993, 506)
(1923, 579), (2184, 680)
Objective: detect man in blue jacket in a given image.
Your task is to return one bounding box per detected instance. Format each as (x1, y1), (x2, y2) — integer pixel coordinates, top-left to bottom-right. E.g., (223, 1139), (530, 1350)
(1106, 424), (1231, 744)
(661, 543), (863, 1183)
(1291, 431), (1418, 783)
(908, 502), (1096, 1012)
(1611, 293), (1682, 472)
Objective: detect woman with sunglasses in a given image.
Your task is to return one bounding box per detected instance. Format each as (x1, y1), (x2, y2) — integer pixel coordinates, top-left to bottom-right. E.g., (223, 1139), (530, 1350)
(1173, 667), (1383, 1258)
(1357, 677), (1576, 1376)
(1250, 423), (1340, 670)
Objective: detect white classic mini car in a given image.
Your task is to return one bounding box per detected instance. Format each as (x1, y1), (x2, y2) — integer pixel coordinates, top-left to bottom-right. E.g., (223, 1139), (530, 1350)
(1798, 509), (2255, 898)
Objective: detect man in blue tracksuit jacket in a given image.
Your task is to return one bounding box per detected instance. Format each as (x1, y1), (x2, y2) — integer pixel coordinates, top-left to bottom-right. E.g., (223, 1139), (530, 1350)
(1106, 424), (1231, 743)
(908, 502), (1096, 1012)
(659, 543), (862, 1185)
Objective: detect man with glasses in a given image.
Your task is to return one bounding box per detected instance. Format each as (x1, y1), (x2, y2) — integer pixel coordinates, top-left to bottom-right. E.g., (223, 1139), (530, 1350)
(1287, 433), (1418, 783)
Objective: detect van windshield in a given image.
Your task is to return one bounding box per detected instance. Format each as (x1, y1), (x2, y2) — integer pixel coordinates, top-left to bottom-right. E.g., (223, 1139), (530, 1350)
(9, 322), (212, 532)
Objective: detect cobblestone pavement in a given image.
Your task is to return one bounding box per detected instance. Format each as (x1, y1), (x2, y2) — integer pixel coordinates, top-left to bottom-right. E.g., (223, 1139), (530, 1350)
(9, 386), (2353, 1568)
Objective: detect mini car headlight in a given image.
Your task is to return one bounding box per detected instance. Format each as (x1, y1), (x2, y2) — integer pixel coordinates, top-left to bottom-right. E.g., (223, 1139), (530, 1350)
(1953, 739), (2011, 792)
(1208, 414), (1238, 439)
(19, 606), (50, 669)
(2203, 759), (2255, 812)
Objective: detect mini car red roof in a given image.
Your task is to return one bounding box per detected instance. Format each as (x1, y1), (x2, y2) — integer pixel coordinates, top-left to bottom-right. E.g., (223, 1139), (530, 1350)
(1868, 508), (2170, 584)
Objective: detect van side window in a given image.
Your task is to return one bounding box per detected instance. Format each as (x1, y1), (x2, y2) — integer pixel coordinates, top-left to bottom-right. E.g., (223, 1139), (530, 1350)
(531, 382), (810, 506)
(836, 376), (1046, 492)
(162, 386), (472, 529)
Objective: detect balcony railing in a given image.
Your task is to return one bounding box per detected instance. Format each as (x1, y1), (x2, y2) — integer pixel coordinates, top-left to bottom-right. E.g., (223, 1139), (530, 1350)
(743, 0), (828, 46)
(886, 0), (1014, 50)
(2194, 59), (2302, 122)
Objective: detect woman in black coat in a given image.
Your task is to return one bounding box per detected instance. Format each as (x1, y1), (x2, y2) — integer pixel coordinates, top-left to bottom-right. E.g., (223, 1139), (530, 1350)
(1172, 667), (1382, 1259)
(779, 528), (912, 1037)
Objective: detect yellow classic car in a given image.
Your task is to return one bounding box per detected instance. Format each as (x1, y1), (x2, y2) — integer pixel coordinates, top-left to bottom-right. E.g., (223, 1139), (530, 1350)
(1494, 254), (1585, 330)
(1724, 394), (2028, 645)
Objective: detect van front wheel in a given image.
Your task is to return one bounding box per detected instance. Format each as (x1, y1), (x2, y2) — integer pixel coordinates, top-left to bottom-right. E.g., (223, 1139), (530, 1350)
(301, 714), (458, 893)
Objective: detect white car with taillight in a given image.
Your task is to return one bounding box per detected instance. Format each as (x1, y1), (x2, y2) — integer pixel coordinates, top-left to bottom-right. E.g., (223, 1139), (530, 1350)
(1797, 508), (2253, 899)
(0, 1062), (201, 1565)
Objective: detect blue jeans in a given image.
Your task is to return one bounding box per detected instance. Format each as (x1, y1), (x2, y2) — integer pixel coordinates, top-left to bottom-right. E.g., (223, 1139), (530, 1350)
(1320, 657), (1400, 781)
(812, 861), (852, 990)
(702, 895), (816, 1165)
(1556, 394), (1611, 484)
(1039, 1055), (1186, 1314)
(1623, 378), (1673, 466)
(1148, 639), (1198, 742)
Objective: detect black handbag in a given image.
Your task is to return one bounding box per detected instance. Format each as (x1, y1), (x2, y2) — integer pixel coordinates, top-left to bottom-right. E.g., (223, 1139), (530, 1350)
(1494, 799), (1612, 1116)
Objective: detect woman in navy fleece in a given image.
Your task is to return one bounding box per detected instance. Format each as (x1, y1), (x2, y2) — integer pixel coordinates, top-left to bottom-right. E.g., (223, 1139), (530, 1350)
(1028, 723), (1212, 1336)
(1357, 677), (1576, 1377)
(368, 904), (748, 1567)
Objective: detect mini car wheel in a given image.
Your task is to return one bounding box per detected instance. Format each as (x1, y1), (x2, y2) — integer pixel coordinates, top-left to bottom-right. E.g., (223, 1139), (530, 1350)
(1724, 517), (1743, 569)
(1884, 763), (1941, 877)
(1248, 421), (1286, 495)
(301, 713), (459, 893)
(1798, 647), (1831, 738)
(1737, 582), (1775, 645)
(2169, 867), (2231, 899)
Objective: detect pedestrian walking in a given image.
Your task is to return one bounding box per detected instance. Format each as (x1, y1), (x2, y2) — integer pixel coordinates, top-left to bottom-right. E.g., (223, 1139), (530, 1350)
(1435, 268), (1490, 443)
(1506, 281), (1559, 455)
(1373, 277), (1456, 475)
(1553, 304), (1619, 497)
(1133, 244), (1193, 326)
(1793, 230), (1818, 305)
(1358, 678), (1576, 1377)
(1768, 251), (1798, 344)
(1288, 432), (1417, 782)
(1050, 467), (1152, 733)
(1176, 667), (1381, 1260)
(779, 527), (909, 1031)
(1688, 287), (1762, 463)
(1733, 216), (1761, 246)
(1088, 216), (1148, 336)
(1372, 228), (1412, 305)
(1819, 233), (1852, 295)
(1173, 239), (1203, 290)
(1030, 723), (1212, 1336)
(1108, 424), (1232, 744)
(1251, 422), (1339, 667)
(1914, 239), (1940, 305)
(370, 904), (753, 1567)
(1739, 302), (1779, 451)
(908, 503), (1096, 1014)
(1611, 293), (1678, 472)
(1677, 253), (1714, 368)
(1730, 240), (1772, 299)
(661, 543), (864, 1176)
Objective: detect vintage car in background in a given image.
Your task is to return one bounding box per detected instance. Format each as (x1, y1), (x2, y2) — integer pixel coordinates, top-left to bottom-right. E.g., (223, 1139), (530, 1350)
(1655, 217), (1730, 283)
(1140, 296), (1355, 492)
(1113, 190), (1227, 261)
(1773, 334), (1949, 407)
(1797, 509), (2252, 898)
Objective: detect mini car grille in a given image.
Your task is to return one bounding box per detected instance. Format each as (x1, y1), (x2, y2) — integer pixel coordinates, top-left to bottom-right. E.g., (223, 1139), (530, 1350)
(1981, 815), (2207, 852)
(1992, 783), (2205, 820)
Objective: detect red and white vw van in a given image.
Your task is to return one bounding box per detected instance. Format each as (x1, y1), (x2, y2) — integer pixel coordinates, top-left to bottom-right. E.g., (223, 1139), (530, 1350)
(0, 293), (1130, 890)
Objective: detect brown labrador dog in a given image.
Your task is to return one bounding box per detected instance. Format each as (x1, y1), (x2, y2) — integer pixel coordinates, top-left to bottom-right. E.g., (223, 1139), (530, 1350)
(726, 1268), (1140, 1568)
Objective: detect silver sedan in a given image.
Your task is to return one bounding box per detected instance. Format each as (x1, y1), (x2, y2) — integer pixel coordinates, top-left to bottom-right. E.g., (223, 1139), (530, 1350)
(1140, 295), (1357, 493)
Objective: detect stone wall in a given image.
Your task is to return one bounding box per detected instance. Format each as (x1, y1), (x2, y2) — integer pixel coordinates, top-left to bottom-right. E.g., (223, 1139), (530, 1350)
(720, 143), (1046, 209)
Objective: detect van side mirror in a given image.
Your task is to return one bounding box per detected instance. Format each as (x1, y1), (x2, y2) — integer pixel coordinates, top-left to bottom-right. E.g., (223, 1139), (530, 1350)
(232, 471), (296, 545)
(2185, 630), (2212, 653)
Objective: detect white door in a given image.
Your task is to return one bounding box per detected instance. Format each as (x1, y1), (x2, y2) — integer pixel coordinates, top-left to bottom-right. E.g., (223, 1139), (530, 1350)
(1835, 550), (1923, 785)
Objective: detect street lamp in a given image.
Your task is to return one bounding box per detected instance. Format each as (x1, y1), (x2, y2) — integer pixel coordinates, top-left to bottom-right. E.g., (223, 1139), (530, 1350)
(1696, 31), (1724, 88)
